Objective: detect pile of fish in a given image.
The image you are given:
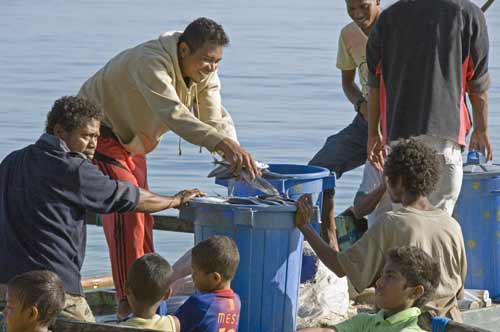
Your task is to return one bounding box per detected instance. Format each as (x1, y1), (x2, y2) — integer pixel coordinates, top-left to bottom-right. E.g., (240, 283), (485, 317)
(193, 195), (296, 207)
(207, 158), (291, 197)
(226, 195), (296, 206)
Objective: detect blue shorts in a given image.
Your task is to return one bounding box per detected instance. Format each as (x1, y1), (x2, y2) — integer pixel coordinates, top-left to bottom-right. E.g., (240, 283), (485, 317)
(309, 113), (368, 179)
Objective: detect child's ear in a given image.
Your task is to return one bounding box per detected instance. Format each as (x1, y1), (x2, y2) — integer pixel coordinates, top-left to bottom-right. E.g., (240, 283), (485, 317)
(212, 272), (223, 284)
(162, 287), (172, 300)
(27, 305), (39, 323)
(412, 285), (425, 301)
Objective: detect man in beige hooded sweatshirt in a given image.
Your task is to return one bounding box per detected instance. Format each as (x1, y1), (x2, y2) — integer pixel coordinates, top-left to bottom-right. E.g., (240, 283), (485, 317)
(79, 17), (257, 318)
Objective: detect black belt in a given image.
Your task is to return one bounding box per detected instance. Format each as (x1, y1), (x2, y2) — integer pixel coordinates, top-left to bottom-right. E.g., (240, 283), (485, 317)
(99, 123), (117, 139)
(96, 125), (129, 170)
(93, 151), (128, 171)
(99, 125), (118, 140)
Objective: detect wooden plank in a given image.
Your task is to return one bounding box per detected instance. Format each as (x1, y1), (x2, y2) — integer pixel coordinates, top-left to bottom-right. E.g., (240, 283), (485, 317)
(82, 275), (114, 289)
(53, 318), (162, 332)
(0, 310), (490, 332)
(463, 306), (500, 331)
(152, 215), (194, 233)
(86, 212), (194, 233)
(418, 311), (492, 332)
(482, 0), (496, 12)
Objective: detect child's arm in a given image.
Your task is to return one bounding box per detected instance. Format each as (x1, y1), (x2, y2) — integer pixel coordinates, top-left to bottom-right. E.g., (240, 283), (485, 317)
(171, 315), (181, 332)
(175, 295), (208, 332)
(169, 249), (193, 287)
(295, 195), (345, 277)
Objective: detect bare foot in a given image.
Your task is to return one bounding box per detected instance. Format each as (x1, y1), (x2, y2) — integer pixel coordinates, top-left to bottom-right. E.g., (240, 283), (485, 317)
(117, 299), (131, 321)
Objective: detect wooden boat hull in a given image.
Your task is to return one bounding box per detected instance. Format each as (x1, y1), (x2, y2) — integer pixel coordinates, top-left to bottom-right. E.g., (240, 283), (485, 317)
(0, 213), (496, 331)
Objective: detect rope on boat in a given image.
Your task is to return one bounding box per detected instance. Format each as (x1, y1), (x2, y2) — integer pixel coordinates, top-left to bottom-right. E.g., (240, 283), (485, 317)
(482, 0), (496, 12)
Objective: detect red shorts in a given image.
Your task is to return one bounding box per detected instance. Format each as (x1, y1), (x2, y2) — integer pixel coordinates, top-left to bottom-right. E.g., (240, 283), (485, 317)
(94, 135), (154, 300)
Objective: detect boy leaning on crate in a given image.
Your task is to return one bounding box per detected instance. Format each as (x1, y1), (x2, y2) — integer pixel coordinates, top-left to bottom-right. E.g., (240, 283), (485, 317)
(176, 235), (241, 332)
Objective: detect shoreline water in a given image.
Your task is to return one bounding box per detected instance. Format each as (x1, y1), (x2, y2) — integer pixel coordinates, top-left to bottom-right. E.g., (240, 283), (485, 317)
(0, 0), (498, 276)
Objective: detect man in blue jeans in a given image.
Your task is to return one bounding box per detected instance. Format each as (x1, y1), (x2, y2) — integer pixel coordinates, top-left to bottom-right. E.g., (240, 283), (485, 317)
(309, 0), (381, 246)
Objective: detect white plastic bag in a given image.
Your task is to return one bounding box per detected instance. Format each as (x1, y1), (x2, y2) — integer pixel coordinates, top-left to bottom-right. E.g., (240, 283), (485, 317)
(297, 242), (350, 328)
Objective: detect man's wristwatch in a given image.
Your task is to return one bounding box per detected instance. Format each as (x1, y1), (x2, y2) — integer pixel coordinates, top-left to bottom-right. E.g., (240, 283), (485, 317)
(354, 95), (366, 113)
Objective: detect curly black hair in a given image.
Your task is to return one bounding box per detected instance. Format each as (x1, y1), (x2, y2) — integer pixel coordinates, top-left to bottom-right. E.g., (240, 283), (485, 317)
(384, 138), (441, 197)
(45, 96), (103, 134)
(179, 17), (229, 52)
(386, 246), (441, 308)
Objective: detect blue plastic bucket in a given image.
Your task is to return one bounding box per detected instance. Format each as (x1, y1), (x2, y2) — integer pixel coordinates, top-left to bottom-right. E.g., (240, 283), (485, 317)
(180, 199), (319, 332)
(215, 164), (335, 207)
(215, 164), (335, 283)
(454, 151), (500, 298)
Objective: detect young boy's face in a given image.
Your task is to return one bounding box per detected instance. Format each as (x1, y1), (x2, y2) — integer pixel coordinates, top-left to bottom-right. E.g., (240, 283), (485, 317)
(374, 261), (419, 311)
(192, 262), (220, 293)
(3, 290), (36, 332)
(345, 0), (380, 31)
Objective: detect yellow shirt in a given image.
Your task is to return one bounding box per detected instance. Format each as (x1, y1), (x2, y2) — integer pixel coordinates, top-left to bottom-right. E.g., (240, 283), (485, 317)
(336, 22), (369, 97)
(338, 206), (467, 322)
(120, 314), (177, 331)
(79, 31), (237, 155)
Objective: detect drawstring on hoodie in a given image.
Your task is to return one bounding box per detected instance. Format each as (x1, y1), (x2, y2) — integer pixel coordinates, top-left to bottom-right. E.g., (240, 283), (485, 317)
(178, 87), (203, 155)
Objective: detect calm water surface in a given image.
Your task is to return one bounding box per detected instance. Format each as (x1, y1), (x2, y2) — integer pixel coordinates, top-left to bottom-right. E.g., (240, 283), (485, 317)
(1, 0), (499, 276)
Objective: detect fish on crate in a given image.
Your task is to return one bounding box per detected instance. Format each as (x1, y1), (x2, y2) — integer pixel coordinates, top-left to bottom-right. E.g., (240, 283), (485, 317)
(207, 158), (285, 197)
(225, 195), (295, 206)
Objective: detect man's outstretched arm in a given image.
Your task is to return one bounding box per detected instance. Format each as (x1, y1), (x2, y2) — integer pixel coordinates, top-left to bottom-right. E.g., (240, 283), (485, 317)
(135, 188), (204, 213)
